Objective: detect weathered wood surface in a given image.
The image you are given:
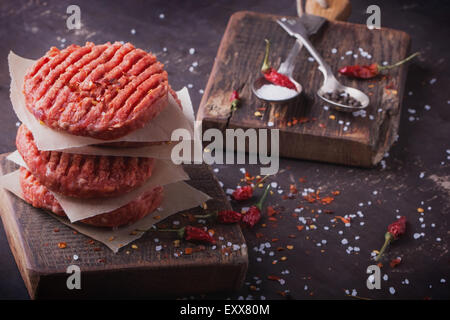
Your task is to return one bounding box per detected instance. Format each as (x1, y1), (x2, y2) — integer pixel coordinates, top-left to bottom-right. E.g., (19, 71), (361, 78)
(0, 154), (248, 299)
(197, 11), (411, 167)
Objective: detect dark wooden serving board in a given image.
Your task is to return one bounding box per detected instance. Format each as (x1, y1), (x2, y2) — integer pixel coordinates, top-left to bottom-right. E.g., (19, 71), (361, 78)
(197, 11), (411, 167)
(0, 154), (247, 299)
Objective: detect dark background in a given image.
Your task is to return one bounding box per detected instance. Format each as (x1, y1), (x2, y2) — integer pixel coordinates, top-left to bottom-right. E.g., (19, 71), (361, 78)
(0, 0), (448, 299)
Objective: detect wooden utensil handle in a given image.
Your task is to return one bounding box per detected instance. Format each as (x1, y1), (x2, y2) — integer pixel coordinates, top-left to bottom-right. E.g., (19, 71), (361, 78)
(297, 0), (351, 21)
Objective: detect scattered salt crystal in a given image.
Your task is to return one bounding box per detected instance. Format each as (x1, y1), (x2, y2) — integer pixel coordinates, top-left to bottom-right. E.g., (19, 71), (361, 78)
(331, 48), (337, 54)
(419, 172), (425, 178)
(189, 66), (194, 72)
(424, 105), (431, 110)
(155, 245), (162, 251)
(73, 255), (79, 260)
(440, 278), (446, 283)
(163, 47), (168, 52)
(270, 182), (278, 188)
(341, 238), (348, 245)
(413, 233), (421, 239)
(436, 237), (441, 242)
(345, 50), (352, 55)
(383, 274), (388, 281)
(130, 29), (136, 35)
(308, 57), (314, 62)
(267, 121), (274, 127)
(189, 48), (195, 55)
(159, 13), (165, 19)
(225, 188), (234, 195)
(389, 287), (396, 295)
(429, 78), (436, 84)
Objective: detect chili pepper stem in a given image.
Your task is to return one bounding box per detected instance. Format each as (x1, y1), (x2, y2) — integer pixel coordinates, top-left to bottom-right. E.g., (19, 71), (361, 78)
(255, 184), (271, 210)
(379, 52), (420, 71)
(261, 39), (271, 73)
(155, 227), (185, 239)
(375, 232), (394, 261)
(194, 212), (216, 219)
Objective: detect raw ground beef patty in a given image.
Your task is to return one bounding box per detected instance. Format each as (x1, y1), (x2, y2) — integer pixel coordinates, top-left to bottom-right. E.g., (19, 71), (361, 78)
(20, 167), (163, 228)
(23, 41), (169, 140)
(16, 124), (155, 198)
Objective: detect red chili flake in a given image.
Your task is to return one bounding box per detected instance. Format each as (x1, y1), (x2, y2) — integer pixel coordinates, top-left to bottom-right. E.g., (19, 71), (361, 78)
(296, 225), (304, 231)
(332, 190), (340, 196)
(375, 216), (407, 261)
(242, 185), (271, 228)
(338, 53), (419, 79)
(390, 258), (402, 268)
(232, 185), (253, 201)
(320, 196), (335, 205)
(267, 206), (277, 217)
(267, 275), (281, 281)
(298, 177), (307, 183)
(57, 242), (67, 249)
(289, 184), (298, 194)
(255, 233), (264, 238)
(260, 39), (297, 90)
(335, 216), (351, 224)
(268, 217), (278, 222)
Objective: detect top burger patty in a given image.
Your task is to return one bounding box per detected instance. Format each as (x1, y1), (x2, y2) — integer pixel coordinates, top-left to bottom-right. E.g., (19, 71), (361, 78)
(23, 42), (169, 140)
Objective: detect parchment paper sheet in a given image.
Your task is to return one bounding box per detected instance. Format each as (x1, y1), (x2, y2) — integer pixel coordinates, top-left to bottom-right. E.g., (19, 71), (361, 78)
(0, 169), (210, 252)
(8, 52), (196, 154)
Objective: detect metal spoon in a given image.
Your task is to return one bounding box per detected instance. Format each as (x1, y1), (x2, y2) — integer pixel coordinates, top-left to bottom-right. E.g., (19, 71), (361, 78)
(252, 39), (303, 104)
(277, 19), (370, 112)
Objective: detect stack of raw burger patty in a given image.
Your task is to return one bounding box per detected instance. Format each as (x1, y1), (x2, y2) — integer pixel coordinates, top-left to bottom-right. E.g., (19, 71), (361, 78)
(17, 41), (179, 227)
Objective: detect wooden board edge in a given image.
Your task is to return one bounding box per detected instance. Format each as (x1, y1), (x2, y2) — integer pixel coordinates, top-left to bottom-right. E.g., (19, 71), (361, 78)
(0, 157), (39, 299)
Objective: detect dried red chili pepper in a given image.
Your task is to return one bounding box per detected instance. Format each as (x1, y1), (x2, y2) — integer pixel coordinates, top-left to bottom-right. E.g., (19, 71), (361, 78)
(375, 216), (407, 261)
(230, 90), (240, 111)
(338, 52), (419, 79)
(195, 210), (242, 224)
(242, 184), (271, 228)
(217, 210), (242, 224)
(157, 225), (216, 244)
(232, 185), (253, 201)
(261, 39), (297, 90)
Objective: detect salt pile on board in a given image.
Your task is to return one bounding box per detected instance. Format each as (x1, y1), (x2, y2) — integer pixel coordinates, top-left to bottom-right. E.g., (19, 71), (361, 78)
(256, 84), (298, 101)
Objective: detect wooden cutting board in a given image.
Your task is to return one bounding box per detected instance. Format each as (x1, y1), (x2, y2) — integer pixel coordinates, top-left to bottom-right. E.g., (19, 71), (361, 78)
(197, 11), (411, 167)
(0, 154), (247, 299)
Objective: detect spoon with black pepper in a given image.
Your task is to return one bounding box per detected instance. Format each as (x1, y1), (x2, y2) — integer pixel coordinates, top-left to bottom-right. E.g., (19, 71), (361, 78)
(277, 19), (370, 112)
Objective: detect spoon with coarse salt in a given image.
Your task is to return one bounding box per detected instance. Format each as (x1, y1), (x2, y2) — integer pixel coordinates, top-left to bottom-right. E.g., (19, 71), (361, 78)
(252, 39), (303, 104)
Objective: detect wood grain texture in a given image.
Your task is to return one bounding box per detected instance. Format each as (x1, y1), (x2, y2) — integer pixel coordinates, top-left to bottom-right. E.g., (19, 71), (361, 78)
(0, 154), (247, 299)
(197, 11), (411, 167)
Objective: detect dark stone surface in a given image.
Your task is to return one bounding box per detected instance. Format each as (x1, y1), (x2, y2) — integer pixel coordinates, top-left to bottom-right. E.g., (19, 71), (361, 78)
(0, 0), (448, 299)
